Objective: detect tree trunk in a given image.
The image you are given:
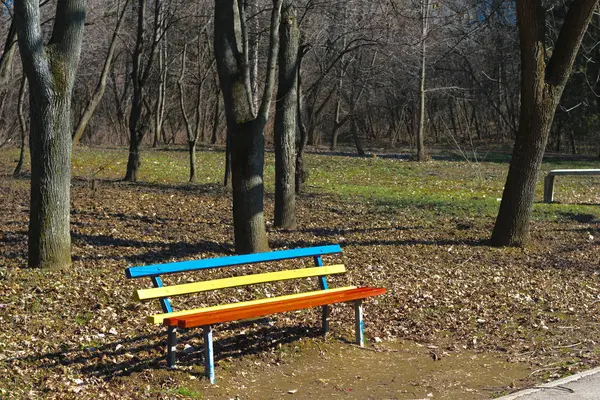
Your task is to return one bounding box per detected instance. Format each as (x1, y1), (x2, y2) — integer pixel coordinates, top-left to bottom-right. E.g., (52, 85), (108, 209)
(153, 21), (167, 148)
(211, 94), (220, 144)
(352, 116), (365, 156)
(330, 97), (342, 151)
(124, 0), (161, 182)
(15, 0), (87, 269)
(230, 121), (269, 252)
(491, 0), (597, 247)
(13, 77), (27, 176)
(416, 0), (430, 161)
(214, 0), (282, 253)
(295, 45), (309, 194)
(224, 125), (231, 187)
(125, 129), (141, 182)
(178, 43), (199, 183)
(274, 0), (298, 230)
(188, 140), (197, 183)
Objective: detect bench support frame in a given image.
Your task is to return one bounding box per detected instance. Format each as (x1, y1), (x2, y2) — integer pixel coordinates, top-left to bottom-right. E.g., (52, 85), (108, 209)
(544, 174), (556, 203)
(203, 326), (215, 384)
(126, 245), (384, 384)
(355, 300), (364, 347)
(314, 255), (330, 335)
(167, 326), (177, 368)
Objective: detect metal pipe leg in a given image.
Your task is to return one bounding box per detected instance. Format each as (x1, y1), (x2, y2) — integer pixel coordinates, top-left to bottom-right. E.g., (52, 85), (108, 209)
(322, 305), (330, 336)
(167, 325), (177, 368)
(203, 325), (215, 384)
(354, 300), (364, 347)
(544, 174), (556, 203)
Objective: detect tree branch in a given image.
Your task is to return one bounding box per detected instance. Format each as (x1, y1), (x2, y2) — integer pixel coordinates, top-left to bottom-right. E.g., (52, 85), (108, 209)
(546, 0), (598, 86)
(257, 0), (283, 124)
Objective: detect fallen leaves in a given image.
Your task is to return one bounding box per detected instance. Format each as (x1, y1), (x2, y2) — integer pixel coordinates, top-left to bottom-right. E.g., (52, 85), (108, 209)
(0, 149), (599, 398)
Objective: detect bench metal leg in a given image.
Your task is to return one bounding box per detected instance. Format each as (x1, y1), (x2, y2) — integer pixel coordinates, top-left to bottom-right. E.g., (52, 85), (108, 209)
(544, 174), (556, 203)
(203, 325), (215, 384)
(322, 305), (330, 336)
(354, 300), (364, 347)
(167, 326), (177, 368)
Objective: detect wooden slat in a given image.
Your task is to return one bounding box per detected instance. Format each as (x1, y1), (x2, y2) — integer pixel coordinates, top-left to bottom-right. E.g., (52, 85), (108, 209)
(164, 287), (387, 329)
(148, 286), (357, 324)
(125, 244), (342, 279)
(135, 264), (346, 301)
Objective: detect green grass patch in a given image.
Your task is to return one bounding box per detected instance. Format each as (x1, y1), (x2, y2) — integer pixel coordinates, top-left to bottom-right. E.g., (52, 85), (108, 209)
(2, 146), (598, 224)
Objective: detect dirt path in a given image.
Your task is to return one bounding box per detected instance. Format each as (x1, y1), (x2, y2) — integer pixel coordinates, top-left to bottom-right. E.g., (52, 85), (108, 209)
(126, 338), (532, 399)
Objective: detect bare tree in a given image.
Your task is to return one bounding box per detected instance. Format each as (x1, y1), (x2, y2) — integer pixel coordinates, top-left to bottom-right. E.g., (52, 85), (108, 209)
(491, 0), (598, 246)
(15, 0), (87, 269)
(214, 0), (282, 253)
(72, 0), (129, 146)
(124, 0), (163, 182)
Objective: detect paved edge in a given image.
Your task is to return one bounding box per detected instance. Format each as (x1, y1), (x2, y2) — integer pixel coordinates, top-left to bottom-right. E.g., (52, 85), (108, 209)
(496, 367), (600, 399)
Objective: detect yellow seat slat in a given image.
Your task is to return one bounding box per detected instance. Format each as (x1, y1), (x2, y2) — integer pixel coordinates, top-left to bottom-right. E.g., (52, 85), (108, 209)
(135, 264), (346, 301)
(147, 286), (356, 324)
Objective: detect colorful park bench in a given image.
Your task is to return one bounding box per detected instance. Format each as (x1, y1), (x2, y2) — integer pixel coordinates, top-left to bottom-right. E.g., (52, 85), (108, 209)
(125, 244), (385, 383)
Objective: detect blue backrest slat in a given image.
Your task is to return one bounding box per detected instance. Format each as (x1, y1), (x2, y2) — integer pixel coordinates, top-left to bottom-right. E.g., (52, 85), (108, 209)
(151, 276), (173, 313)
(314, 255), (329, 290)
(125, 244), (342, 279)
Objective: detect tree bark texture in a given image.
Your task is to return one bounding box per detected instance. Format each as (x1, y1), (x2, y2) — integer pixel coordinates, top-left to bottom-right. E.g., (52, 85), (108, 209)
(491, 0), (597, 246)
(295, 43), (309, 194)
(214, 0), (281, 253)
(274, 0), (298, 229)
(15, 0), (87, 269)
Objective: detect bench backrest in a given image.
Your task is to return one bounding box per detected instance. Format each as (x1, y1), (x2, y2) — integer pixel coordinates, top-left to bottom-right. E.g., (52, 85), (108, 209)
(125, 244), (343, 313)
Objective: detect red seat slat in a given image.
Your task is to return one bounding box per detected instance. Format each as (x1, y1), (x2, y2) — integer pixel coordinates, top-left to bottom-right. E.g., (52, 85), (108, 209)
(164, 287), (386, 329)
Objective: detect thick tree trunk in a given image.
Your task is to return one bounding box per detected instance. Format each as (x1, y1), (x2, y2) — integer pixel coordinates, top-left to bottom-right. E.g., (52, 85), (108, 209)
(274, 0), (298, 230)
(491, 0), (597, 246)
(231, 121), (269, 252)
(491, 94), (556, 246)
(214, 0), (281, 253)
(16, 0), (86, 269)
(125, 89), (143, 181)
(28, 91), (74, 269)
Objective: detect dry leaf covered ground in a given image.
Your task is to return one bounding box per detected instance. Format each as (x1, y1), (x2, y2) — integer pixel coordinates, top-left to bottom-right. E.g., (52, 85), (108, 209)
(0, 147), (599, 399)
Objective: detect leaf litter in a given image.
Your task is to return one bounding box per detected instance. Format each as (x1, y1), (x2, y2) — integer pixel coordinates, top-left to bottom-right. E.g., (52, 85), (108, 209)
(0, 150), (599, 399)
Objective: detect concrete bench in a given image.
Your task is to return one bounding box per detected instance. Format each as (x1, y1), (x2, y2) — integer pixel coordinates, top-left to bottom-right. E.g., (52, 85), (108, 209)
(543, 169), (600, 203)
(125, 244), (385, 383)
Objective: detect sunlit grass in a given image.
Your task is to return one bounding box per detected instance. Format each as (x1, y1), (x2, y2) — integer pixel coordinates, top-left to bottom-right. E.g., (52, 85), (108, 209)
(2, 145), (599, 222)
